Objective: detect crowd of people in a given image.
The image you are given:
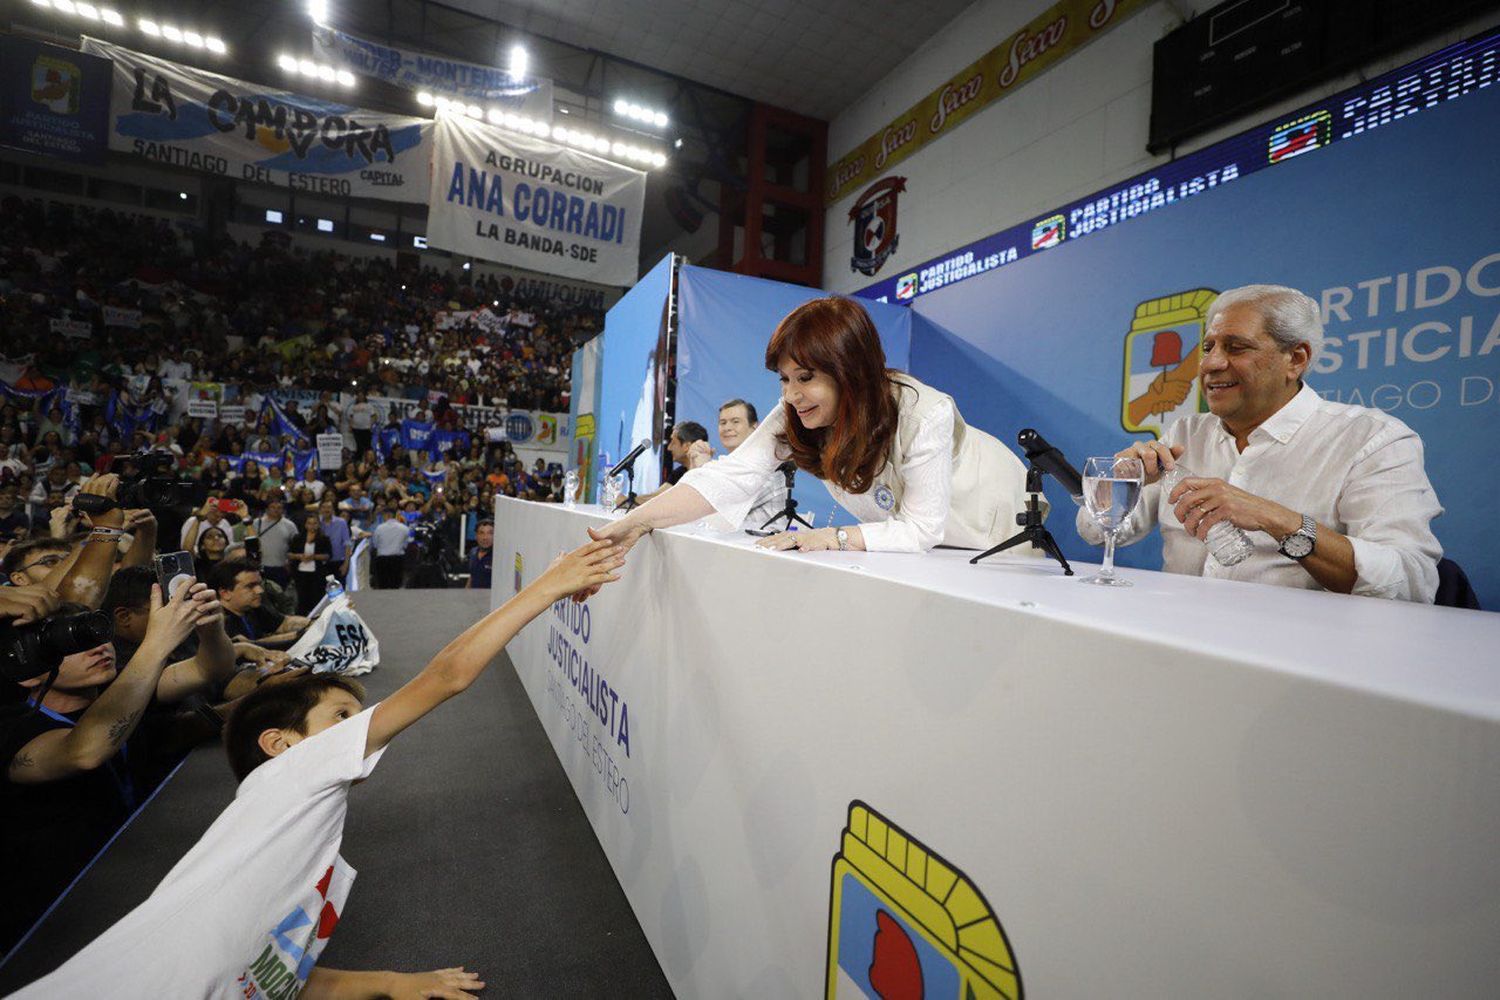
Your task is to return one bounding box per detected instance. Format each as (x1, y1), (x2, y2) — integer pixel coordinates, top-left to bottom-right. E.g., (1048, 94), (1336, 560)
(0, 192), (620, 967)
(1, 196), (600, 593)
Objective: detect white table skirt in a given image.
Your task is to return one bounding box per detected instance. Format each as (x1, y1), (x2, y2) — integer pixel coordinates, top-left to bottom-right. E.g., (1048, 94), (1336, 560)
(493, 499), (1500, 999)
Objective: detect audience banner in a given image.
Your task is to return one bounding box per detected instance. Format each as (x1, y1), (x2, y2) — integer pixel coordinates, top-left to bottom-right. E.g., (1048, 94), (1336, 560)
(363, 394), (570, 455)
(0, 35), (112, 164)
(79, 37), (432, 205)
(285, 595), (379, 676)
(426, 114), (645, 287)
(317, 433), (345, 470)
(310, 24), (553, 117)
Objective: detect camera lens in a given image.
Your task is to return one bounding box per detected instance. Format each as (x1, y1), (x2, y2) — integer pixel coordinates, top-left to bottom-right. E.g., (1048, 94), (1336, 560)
(40, 611), (113, 659)
(0, 611), (113, 684)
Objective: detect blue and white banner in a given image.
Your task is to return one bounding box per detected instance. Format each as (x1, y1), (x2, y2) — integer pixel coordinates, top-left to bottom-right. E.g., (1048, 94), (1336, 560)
(80, 37), (432, 204)
(310, 24), (552, 116)
(426, 113), (645, 287)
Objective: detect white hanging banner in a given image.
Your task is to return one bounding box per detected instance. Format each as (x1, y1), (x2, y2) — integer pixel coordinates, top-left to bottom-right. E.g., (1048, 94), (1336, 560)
(80, 37), (432, 204)
(426, 113), (645, 287)
(311, 24), (553, 118)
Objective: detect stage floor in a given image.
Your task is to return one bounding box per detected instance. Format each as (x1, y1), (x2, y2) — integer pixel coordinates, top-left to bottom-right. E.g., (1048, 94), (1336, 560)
(0, 589), (673, 998)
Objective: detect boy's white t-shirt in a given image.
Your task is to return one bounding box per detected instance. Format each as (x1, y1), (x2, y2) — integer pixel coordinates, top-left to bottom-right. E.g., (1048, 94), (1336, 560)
(13, 706), (387, 999)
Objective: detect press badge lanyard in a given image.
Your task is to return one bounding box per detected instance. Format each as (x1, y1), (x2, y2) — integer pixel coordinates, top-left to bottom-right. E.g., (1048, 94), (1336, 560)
(33, 703), (139, 810)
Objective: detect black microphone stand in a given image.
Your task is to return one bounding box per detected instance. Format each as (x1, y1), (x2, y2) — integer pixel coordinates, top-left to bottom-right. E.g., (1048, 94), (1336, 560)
(608, 451), (644, 511)
(970, 463), (1074, 574)
(615, 460), (644, 511)
(761, 461), (814, 531)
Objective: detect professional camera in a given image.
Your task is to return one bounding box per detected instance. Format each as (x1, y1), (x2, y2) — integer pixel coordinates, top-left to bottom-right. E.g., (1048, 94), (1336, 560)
(72, 452), (203, 519)
(408, 520), (463, 587)
(119, 451), (202, 511)
(0, 610), (113, 684)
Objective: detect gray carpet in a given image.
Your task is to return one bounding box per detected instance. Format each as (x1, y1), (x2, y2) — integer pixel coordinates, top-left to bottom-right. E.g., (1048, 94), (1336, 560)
(0, 589), (673, 998)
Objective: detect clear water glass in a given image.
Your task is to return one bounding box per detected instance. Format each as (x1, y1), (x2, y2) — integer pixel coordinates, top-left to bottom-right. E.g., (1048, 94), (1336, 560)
(1081, 455), (1144, 586)
(1159, 466), (1253, 566)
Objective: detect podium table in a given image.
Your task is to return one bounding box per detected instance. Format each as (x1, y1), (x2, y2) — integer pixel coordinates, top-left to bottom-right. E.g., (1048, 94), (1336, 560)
(494, 498), (1500, 999)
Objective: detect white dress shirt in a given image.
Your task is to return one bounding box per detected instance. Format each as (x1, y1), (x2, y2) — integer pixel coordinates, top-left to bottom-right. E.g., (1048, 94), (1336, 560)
(1077, 382), (1443, 601)
(680, 400), (960, 552)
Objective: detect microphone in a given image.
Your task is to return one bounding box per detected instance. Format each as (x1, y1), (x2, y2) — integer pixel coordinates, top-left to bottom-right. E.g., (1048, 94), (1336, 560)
(1016, 428), (1083, 501)
(607, 440), (650, 479)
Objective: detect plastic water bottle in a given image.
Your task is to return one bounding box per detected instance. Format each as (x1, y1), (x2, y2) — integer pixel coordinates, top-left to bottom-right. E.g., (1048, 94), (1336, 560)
(600, 475), (619, 513)
(563, 469), (578, 509)
(324, 575), (344, 598)
(1161, 466), (1253, 566)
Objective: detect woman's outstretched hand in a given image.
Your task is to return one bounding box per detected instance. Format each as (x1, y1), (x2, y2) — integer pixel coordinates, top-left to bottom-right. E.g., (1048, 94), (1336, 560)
(569, 520), (651, 602)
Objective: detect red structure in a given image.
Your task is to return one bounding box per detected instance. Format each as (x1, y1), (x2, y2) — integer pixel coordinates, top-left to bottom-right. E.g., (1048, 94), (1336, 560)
(716, 103), (827, 288)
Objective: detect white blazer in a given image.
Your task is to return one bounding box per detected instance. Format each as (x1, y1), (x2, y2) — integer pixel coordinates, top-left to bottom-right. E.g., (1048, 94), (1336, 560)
(679, 373), (1034, 552)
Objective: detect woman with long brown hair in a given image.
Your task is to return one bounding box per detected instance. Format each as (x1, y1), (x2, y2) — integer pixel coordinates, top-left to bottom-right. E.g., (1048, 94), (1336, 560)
(589, 296), (1031, 556)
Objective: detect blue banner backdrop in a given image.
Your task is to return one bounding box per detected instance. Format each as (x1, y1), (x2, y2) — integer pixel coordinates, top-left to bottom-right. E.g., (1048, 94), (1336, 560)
(674, 265), (914, 528)
(909, 81), (1500, 606)
(0, 35), (111, 164)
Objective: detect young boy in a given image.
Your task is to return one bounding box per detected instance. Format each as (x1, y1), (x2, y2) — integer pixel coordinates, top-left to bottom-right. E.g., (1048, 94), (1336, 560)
(11, 539), (624, 999)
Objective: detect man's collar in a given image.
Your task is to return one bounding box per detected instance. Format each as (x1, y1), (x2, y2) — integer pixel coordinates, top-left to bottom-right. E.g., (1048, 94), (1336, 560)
(1251, 381), (1318, 444)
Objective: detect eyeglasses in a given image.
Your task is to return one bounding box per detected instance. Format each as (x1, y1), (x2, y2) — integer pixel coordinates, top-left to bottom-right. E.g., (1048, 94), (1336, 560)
(21, 553), (66, 573)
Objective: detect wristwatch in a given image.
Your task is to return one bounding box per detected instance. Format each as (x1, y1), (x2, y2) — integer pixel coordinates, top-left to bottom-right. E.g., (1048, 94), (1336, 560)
(1277, 514), (1317, 560)
(836, 528), (849, 551)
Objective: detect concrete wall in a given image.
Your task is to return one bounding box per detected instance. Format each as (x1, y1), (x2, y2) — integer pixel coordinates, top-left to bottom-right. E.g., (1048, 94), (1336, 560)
(822, 0), (1500, 294)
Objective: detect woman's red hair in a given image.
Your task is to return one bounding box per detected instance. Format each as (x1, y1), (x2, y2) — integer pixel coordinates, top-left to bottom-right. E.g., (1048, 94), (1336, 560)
(764, 297), (901, 494)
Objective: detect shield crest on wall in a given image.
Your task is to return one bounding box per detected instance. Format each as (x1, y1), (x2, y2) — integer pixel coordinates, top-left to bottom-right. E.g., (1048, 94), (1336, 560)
(849, 176), (907, 276)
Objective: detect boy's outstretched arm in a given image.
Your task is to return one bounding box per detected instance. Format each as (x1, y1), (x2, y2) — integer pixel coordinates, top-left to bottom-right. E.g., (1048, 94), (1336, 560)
(301, 965), (484, 999)
(366, 539), (623, 755)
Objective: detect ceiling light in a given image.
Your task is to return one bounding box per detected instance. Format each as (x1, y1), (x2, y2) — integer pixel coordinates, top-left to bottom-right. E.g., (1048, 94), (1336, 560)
(53, 0), (75, 12)
(308, 0), (328, 23)
(466, 104), (482, 119)
(674, 137), (683, 149)
(533, 123), (550, 138)
(205, 36), (226, 53)
(161, 24), (182, 41)
(434, 96), (451, 111)
(277, 54), (298, 72)
(336, 70), (355, 86)
(76, 3), (99, 19)
(317, 65), (336, 82)
(29, 0), (51, 9)
(612, 142), (625, 155)
(594, 137), (610, 153)
(612, 99), (627, 115)
(417, 91), (434, 107)
(654, 111), (668, 127)
(652, 152), (667, 167)
(138, 18), (159, 34)
(102, 8), (123, 25)
(487, 107), (503, 124)
(509, 44), (528, 79)
(178, 192), (188, 200)
(183, 30), (204, 48)
(299, 59), (318, 76)
(559, 107), (570, 115)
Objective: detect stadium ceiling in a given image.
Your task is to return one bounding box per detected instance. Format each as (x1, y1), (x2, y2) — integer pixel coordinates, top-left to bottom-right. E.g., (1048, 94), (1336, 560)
(434, 0), (975, 120)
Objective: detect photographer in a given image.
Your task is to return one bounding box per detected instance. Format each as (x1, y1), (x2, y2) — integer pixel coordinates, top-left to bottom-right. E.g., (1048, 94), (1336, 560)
(102, 567), (267, 789)
(9, 474), (132, 609)
(0, 581), (219, 953)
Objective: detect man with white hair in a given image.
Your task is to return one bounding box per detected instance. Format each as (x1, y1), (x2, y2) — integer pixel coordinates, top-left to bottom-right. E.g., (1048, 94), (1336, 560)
(1080, 283), (1443, 601)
